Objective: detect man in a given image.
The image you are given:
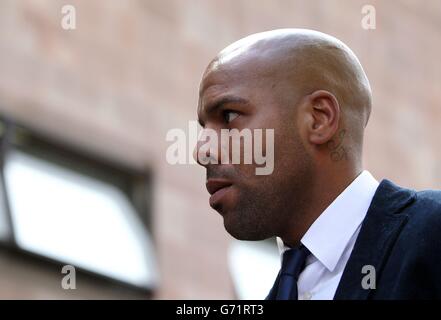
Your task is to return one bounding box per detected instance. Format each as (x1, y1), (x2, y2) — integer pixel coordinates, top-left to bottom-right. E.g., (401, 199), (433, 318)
(195, 29), (441, 299)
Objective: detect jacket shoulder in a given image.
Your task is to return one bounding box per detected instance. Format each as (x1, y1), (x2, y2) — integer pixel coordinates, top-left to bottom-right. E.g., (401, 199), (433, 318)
(416, 188), (441, 203)
(402, 188), (441, 241)
(411, 188), (441, 218)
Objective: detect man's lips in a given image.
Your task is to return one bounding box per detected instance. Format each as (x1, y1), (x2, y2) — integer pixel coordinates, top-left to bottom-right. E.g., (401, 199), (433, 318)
(206, 179), (232, 195)
(206, 179), (233, 208)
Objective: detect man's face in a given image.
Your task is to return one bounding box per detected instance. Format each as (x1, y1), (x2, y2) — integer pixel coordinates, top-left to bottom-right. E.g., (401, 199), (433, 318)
(196, 60), (314, 241)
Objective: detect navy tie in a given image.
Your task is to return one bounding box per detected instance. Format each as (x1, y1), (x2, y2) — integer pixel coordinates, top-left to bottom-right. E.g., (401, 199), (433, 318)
(267, 245), (310, 300)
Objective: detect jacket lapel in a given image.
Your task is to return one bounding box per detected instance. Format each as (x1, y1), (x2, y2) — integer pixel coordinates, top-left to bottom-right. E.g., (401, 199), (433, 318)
(333, 179), (416, 300)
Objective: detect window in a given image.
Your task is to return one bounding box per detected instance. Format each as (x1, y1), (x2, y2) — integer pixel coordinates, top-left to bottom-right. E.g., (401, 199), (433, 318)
(0, 117), (158, 292)
(228, 238), (280, 300)
(0, 177), (11, 241)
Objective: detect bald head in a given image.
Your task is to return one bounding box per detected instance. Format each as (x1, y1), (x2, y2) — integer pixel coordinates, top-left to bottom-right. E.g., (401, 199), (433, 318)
(205, 29), (372, 128)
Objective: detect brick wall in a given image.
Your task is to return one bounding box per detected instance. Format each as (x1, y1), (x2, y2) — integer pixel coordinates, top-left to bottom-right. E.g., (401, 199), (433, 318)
(0, 0), (439, 299)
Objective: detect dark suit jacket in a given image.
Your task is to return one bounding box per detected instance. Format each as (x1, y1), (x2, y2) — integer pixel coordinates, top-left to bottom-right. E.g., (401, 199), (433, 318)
(334, 179), (441, 299)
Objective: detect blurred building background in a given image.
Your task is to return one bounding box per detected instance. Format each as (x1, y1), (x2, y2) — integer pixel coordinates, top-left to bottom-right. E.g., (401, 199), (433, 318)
(0, 0), (440, 299)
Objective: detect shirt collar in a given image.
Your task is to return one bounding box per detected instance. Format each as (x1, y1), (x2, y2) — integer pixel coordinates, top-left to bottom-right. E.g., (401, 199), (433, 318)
(277, 170), (379, 272)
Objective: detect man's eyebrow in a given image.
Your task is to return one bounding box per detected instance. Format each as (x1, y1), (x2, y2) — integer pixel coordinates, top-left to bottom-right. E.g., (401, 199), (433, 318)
(198, 96), (249, 126)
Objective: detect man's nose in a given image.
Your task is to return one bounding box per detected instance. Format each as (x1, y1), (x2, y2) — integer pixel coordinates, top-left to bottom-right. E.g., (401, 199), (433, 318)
(193, 129), (221, 167)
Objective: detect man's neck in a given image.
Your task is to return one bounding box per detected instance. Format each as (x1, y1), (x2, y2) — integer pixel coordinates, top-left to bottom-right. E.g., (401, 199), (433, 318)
(280, 165), (363, 248)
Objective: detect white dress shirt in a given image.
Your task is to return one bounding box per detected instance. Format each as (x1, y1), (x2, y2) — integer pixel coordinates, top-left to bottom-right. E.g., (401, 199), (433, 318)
(276, 170), (379, 300)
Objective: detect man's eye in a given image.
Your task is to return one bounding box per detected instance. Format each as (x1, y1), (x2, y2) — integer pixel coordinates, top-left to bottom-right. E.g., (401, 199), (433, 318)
(223, 110), (239, 123)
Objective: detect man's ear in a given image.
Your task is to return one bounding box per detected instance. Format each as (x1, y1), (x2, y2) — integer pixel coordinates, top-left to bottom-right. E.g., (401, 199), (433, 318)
(304, 90), (340, 145)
